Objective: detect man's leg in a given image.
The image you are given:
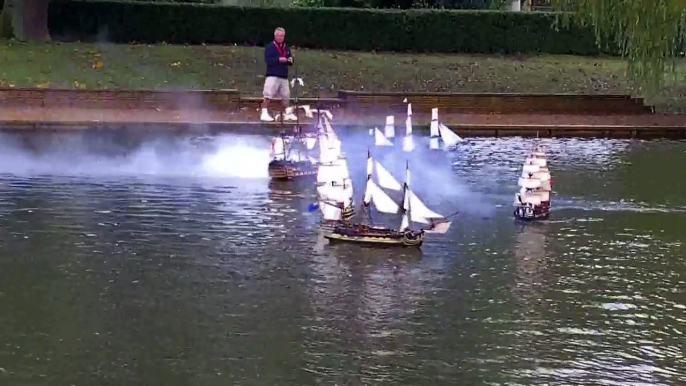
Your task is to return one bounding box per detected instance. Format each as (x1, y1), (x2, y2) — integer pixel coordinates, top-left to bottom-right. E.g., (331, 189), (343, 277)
(260, 77), (275, 122)
(281, 79), (297, 121)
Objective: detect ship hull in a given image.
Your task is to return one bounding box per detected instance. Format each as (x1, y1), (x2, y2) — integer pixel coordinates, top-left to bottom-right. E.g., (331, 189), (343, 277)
(268, 160), (318, 180)
(324, 223), (424, 248)
(514, 200), (550, 222)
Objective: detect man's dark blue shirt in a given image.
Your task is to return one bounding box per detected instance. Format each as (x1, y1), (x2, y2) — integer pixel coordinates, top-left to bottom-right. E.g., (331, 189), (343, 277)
(264, 41), (293, 79)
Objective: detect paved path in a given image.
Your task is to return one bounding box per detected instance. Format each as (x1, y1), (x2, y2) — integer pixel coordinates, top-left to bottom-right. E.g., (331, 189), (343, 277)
(0, 106), (685, 133)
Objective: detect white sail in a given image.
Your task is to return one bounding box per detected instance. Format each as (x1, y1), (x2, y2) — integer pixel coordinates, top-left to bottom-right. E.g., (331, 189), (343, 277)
(522, 164), (540, 173)
(317, 163), (337, 184)
(319, 158), (350, 183)
(518, 177), (541, 189)
(403, 135), (415, 152)
(374, 160), (402, 191)
(326, 132), (342, 154)
(438, 123), (463, 147)
(271, 137), (285, 158)
(316, 184), (336, 200)
(323, 117), (335, 134)
(535, 191), (550, 202)
(338, 158), (350, 178)
(401, 161), (446, 225)
(403, 104), (414, 152)
(532, 171), (551, 181)
(400, 213), (410, 231)
(374, 127), (393, 146)
(425, 220), (451, 234)
(318, 135), (337, 163)
(318, 181), (350, 203)
(520, 192), (542, 206)
(406, 189), (444, 224)
(400, 173), (411, 231)
(430, 108), (440, 137)
(384, 115), (395, 138)
(526, 157), (547, 167)
(319, 200), (342, 221)
(305, 136), (317, 150)
(364, 179), (399, 214)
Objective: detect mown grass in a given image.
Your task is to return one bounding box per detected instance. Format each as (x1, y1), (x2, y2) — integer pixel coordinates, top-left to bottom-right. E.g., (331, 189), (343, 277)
(0, 40), (685, 113)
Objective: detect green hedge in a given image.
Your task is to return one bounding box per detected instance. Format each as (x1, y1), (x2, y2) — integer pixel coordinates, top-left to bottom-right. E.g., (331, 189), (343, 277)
(47, 0), (608, 55)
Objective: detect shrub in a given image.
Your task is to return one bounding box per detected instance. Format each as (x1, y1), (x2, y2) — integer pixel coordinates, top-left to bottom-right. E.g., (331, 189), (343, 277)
(47, 0), (607, 55)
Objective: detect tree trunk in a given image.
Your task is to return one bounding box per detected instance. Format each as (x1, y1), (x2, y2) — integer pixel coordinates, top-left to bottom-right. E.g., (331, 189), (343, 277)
(510, 0), (521, 11)
(0, 0), (50, 41)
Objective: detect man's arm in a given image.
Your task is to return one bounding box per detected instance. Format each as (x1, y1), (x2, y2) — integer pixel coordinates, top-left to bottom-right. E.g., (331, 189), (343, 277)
(286, 46), (294, 66)
(264, 45), (280, 66)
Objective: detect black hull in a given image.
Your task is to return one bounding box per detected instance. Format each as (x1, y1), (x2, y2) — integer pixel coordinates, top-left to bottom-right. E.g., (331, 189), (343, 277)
(324, 223), (425, 247)
(268, 160), (318, 180)
(514, 202), (550, 222)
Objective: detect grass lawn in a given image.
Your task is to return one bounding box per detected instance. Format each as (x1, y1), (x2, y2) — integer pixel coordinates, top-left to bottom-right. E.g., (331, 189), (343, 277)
(0, 40), (685, 113)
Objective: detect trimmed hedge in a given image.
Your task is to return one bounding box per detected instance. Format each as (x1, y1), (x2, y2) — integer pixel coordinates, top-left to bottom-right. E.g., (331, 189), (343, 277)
(47, 0), (607, 55)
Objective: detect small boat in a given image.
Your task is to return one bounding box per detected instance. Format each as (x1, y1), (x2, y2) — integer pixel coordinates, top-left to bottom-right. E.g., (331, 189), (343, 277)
(429, 108), (465, 151)
(324, 152), (451, 248)
(513, 143), (552, 221)
(267, 110), (333, 181)
(267, 130), (318, 180)
(368, 114), (396, 148)
(315, 122), (356, 229)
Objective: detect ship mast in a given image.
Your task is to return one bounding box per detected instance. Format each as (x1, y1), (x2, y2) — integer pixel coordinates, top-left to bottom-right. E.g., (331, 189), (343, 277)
(399, 160), (411, 231)
(361, 149), (373, 225)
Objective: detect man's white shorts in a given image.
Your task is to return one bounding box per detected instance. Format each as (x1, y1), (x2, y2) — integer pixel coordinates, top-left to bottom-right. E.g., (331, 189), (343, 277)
(263, 76), (290, 101)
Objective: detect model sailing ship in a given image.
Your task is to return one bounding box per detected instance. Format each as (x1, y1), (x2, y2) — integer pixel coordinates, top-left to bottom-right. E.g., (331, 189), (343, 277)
(267, 128), (318, 180)
(513, 143), (552, 221)
(324, 152), (451, 247)
(429, 108), (464, 151)
(315, 117), (356, 228)
(267, 108), (335, 180)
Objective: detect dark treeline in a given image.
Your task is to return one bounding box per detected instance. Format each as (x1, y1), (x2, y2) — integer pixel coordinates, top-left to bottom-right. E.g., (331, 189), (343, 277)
(298, 0), (497, 8)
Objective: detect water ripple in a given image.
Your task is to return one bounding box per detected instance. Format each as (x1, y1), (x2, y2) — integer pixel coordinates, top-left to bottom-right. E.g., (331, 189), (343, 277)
(0, 135), (683, 385)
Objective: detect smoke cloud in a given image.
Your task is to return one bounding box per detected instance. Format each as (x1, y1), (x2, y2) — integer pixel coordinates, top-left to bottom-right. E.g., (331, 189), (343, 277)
(0, 131), (271, 180)
(337, 130), (496, 218)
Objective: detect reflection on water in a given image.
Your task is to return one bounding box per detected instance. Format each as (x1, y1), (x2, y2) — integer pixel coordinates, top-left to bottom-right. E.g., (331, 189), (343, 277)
(0, 133), (684, 385)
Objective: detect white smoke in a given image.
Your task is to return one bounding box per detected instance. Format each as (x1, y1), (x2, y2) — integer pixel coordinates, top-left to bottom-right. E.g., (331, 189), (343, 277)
(0, 132), (271, 180)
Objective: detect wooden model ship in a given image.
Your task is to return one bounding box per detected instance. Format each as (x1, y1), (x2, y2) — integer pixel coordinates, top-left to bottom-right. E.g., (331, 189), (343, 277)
(267, 130), (318, 180)
(315, 118), (356, 229)
(513, 143), (552, 221)
(324, 152), (451, 248)
(267, 109), (332, 181)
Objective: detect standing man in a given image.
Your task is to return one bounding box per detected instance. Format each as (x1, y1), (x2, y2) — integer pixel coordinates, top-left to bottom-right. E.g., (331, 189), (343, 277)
(260, 27), (297, 122)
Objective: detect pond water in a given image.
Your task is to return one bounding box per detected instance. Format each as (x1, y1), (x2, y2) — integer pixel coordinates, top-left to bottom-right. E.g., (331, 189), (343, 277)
(0, 131), (684, 385)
